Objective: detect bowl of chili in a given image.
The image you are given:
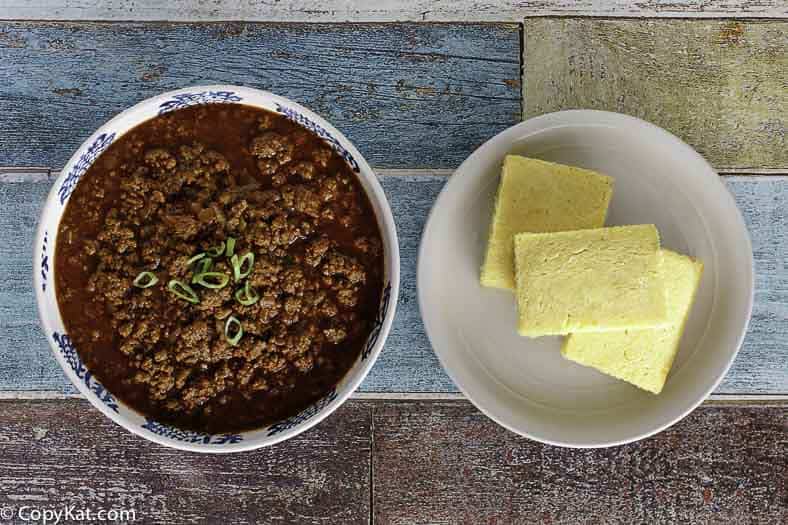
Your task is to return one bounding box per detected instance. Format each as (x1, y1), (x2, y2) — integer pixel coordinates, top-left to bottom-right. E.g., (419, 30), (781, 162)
(34, 85), (399, 452)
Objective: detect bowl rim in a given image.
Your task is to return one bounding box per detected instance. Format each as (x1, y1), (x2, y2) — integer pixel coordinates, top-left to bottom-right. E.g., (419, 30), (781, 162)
(417, 108), (754, 448)
(33, 84), (400, 452)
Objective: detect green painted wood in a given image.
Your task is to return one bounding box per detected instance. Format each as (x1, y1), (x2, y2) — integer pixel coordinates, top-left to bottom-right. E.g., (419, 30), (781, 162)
(373, 401), (787, 524)
(523, 19), (787, 170)
(0, 174), (785, 395)
(0, 22), (520, 169)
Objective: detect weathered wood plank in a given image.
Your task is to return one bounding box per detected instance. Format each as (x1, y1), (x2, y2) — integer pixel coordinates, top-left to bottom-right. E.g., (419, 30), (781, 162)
(0, 22), (520, 169)
(0, 399), (371, 524)
(373, 400), (787, 524)
(0, 174), (785, 395)
(0, 0), (785, 22)
(523, 19), (787, 170)
(3, 400), (783, 525)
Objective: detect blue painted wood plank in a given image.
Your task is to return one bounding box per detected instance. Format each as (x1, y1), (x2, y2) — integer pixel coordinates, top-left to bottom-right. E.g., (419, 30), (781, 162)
(0, 175), (785, 395)
(722, 177), (788, 394)
(0, 22), (520, 169)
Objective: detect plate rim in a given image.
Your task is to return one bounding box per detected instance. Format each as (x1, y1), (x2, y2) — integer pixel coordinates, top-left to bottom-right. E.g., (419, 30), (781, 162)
(416, 109), (754, 448)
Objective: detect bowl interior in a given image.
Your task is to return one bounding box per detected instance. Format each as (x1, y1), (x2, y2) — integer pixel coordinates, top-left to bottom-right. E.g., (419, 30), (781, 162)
(418, 110), (752, 447)
(35, 86), (399, 452)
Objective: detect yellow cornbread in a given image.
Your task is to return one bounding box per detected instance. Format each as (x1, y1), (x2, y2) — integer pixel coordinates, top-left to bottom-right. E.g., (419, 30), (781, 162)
(480, 156), (613, 290)
(513, 224), (666, 337)
(561, 250), (704, 394)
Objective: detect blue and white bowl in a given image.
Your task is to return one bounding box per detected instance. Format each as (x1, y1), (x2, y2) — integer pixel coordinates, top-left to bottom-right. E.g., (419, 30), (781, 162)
(33, 86), (400, 452)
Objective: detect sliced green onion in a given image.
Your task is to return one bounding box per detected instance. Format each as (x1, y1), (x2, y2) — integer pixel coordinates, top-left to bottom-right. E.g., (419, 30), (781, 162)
(224, 315), (243, 346)
(193, 271), (230, 289)
(133, 271), (159, 288)
(206, 241), (225, 258)
(186, 252), (206, 267)
(234, 280), (260, 306)
(191, 257), (214, 282)
(231, 252), (255, 281)
(167, 280), (199, 304)
(226, 237), (236, 258)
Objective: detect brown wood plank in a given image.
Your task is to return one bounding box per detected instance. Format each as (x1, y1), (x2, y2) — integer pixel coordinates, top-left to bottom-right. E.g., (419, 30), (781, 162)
(523, 19), (787, 170)
(2, 399), (785, 523)
(373, 400), (787, 524)
(0, 399), (371, 525)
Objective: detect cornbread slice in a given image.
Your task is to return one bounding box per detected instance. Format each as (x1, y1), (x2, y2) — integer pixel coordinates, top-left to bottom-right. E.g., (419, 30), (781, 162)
(513, 224), (666, 337)
(480, 156), (613, 290)
(561, 250), (704, 394)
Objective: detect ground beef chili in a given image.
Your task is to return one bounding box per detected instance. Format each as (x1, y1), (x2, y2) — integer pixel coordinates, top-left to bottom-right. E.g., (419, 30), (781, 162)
(55, 104), (384, 433)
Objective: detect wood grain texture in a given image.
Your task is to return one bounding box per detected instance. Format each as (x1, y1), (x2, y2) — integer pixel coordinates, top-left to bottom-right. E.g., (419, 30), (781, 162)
(0, 399), (371, 525)
(0, 399), (784, 524)
(373, 400), (788, 525)
(0, 22), (520, 169)
(523, 19), (787, 170)
(1, 0), (785, 21)
(731, 177), (788, 395)
(0, 173), (786, 396)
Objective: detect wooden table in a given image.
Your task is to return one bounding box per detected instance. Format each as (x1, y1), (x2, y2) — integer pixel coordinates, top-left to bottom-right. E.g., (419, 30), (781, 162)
(1, 2), (785, 523)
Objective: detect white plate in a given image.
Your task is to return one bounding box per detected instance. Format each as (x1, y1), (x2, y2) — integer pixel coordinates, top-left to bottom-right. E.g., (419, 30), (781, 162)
(417, 110), (753, 448)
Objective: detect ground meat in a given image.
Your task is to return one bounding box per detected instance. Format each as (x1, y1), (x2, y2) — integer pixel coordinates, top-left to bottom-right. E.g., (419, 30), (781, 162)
(289, 160), (316, 181)
(257, 291), (282, 324)
(324, 326), (347, 344)
(55, 104), (384, 434)
(180, 362), (232, 410)
(336, 288), (359, 308)
(319, 176), (339, 202)
(162, 214), (200, 240)
(144, 148), (177, 172)
(251, 131), (295, 165)
(305, 236), (331, 267)
(280, 267), (307, 296)
(322, 252), (366, 284)
(312, 148), (332, 168)
(354, 236), (382, 256)
(174, 320), (213, 364)
(196, 286), (233, 313)
(281, 184), (322, 218)
(97, 211), (137, 254)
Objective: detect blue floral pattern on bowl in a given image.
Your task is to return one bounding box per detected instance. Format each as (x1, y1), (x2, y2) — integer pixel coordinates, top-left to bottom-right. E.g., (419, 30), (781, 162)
(274, 103), (360, 173)
(58, 132), (116, 205)
(142, 419), (243, 445)
(40, 230), (49, 292)
(158, 90), (242, 115)
(38, 86), (397, 451)
(267, 388), (338, 437)
(362, 281), (392, 360)
(53, 332), (119, 413)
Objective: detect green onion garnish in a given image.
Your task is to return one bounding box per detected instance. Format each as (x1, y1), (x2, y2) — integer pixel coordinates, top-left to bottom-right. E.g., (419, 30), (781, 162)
(186, 252), (206, 267)
(191, 257), (214, 282)
(133, 271), (159, 288)
(193, 271), (230, 289)
(226, 237), (236, 258)
(234, 280), (259, 306)
(206, 241), (226, 258)
(231, 252), (254, 281)
(224, 315), (243, 346)
(167, 280), (199, 304)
